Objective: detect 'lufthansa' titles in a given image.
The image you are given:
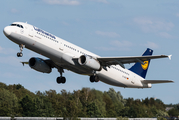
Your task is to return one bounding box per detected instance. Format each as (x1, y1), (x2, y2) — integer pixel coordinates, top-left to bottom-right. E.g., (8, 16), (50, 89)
(33, 26), (56, 39)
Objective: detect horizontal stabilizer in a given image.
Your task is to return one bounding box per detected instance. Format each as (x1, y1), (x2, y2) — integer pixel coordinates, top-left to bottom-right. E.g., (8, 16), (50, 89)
(141, 80), (174, 84)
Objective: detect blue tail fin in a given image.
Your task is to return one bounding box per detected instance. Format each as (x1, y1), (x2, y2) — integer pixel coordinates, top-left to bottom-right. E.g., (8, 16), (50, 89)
(129, 48), (153, 79)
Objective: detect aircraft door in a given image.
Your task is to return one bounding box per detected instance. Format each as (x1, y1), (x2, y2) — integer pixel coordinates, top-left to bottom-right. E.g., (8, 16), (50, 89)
(131, 75), (135, 84)
(59, 41), (64, 51)
(28, 26), (34, 37)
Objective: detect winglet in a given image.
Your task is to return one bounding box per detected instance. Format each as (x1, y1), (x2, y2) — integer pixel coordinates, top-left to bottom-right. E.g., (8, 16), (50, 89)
(168, 55), (172, 60)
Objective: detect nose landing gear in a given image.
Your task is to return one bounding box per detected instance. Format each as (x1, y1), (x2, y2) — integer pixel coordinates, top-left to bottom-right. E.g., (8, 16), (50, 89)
(17, 44), (24, 57)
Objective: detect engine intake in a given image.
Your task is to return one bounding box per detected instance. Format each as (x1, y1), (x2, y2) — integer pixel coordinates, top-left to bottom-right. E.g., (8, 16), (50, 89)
(29, 57), (52, 73)
(78, 55), (101, 71)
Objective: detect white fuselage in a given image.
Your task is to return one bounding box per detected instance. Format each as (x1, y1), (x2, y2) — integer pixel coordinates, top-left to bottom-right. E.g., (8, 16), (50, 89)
(4, 22), (149, 88)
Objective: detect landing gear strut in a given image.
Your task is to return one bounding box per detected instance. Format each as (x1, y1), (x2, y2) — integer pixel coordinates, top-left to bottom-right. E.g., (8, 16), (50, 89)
(56, 68), (66, 84)
(17, 44), (24, 57)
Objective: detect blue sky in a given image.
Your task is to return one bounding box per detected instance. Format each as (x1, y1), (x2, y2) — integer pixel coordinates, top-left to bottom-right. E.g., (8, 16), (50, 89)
(0, 0), (178, 104)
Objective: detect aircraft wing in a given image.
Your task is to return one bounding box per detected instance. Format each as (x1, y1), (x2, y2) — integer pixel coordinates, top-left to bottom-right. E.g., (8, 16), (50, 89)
(97, 55), (171, 68)
(21, 61), (28, 66)
(141, 80), (174, 84)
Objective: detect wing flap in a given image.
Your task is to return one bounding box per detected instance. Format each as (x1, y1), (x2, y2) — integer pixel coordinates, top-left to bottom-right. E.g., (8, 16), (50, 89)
(141, 80), (174, 84)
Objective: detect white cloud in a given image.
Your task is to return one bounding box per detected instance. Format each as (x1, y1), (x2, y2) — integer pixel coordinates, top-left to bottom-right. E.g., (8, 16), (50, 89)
(143, 41), (159, 49)
(96, 40), (133, 51)
(1, 72), (23, 79)
(176, 13), (179, 17)
(0, 46), (17, 55)
(89, 0), (108, 4)
(96, 47), (116, 51)
(0, 56), (21, 66)
(97, 0), (108, 3)
(134, 17), (174, 33)
(0, 46), (3, 52)
(158, 32), (173, 39)
(95, 31), (120, 38)
(110, 40), (132, 47)
(62, 21), (70, 26)
(43, 0), (80, 5)
(11, 9), (19, 13)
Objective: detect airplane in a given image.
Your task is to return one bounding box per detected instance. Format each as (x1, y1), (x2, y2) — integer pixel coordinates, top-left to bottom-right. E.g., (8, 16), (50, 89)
(3, 22), (173, 88)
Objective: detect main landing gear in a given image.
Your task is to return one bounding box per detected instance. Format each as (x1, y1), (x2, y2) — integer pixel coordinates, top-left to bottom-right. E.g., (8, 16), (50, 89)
(17, 44), (24, 57)
(56, 76), (66, 84)
(90, 75), (99, 83)
(56, 68), (66, 84)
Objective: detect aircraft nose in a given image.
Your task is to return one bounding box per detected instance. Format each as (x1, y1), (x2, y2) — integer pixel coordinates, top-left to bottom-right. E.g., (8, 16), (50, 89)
(3, 26), (12, 36)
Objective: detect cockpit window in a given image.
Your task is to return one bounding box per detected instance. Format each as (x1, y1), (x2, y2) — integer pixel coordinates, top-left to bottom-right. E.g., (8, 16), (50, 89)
(11, 24), (23, 28)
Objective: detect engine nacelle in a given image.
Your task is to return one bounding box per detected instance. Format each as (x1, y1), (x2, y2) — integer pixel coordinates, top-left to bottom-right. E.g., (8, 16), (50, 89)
(142, 83), (152, 88)
(29, 57), (52, 73)
(78, 55), (101, 71)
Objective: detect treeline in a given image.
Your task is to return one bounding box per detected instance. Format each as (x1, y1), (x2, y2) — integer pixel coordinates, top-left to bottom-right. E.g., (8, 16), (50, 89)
(0, 82), (172, 118)
(166, 104), (179, 117)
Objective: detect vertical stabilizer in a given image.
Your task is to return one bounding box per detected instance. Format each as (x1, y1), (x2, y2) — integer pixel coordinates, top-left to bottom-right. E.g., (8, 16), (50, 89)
(129, 48), (153, 78)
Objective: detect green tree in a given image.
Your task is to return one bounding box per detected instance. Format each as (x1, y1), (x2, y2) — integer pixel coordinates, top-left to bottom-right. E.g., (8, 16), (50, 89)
(157, 110), (168, 117)
(168, 108), (179, 117)
(103, 92), (116, 117)
(90, 89), (106, 117)
(105, 88), (125, 117)
(66, 99), (79, 118)
(19, 95), (36, 116)
(34, 95), (54, 117)
(120, 106), (130, 117)
(8, 84), (35, 100)
(128, 107), (137, 118)
(86, 102), (100, 117)
(155, 99), (166, 111)
(0, 82), (8, 89)
(125, 98), (134, 107)
(73, 90), (83, 117)
(0, 88), (18, 116)
(79, 88), (91, 117)
(107, 88), (126, 104)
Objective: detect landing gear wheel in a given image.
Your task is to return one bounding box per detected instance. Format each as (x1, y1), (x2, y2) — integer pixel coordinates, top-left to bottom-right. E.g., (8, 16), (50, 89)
(90, 75), (99, 83)
(90, 76), (95, 82)
(17, 52), (23, 57)
(61, 77), (66, 83)
(56, 76), (66, 84)
(56, 77), (61, 84)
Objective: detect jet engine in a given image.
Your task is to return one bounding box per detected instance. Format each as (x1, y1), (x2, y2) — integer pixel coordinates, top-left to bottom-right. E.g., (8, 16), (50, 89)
(29, 57), (52, 73)
(78, 55), (101, 71)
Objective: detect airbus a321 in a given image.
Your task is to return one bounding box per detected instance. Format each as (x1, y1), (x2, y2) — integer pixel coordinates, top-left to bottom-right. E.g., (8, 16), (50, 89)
(3, 22), (173, 88)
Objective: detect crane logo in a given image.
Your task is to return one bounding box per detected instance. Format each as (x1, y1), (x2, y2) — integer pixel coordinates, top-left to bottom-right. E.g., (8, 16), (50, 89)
(141, 61), (149, 70)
